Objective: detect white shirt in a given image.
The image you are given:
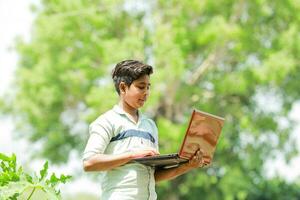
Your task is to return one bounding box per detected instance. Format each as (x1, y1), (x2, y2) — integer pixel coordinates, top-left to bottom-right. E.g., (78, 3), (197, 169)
(83, 105), (159, 200)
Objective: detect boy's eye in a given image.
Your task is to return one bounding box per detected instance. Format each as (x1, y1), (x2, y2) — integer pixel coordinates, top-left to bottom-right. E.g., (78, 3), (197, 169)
(138, 86), (150, 90)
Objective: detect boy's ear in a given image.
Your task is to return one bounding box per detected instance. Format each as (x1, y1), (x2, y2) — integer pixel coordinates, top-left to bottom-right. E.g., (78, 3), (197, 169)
(119, 82), (127, 94)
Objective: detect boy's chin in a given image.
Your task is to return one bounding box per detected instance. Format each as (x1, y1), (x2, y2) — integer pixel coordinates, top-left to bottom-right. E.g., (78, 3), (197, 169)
(136, 104), (144, 108)
(136, 101), (145, 108)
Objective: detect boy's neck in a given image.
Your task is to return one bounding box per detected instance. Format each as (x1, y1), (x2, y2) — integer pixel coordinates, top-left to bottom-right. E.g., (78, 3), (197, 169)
(118, 101), (139, 121)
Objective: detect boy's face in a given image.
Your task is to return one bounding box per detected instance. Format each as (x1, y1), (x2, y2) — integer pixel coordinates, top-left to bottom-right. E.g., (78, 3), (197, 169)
(121, 74), (151, 109)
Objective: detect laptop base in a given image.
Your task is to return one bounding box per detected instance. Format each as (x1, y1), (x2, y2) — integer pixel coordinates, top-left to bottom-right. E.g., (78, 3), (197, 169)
(133, 153), (189, 169)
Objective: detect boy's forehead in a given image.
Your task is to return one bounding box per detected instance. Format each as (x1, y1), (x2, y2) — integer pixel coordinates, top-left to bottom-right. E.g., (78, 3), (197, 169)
(134, 75), (150, 84)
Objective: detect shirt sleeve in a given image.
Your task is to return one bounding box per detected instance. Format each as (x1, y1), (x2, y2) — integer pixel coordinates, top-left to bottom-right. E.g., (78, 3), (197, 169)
(83, 116), (113, 161)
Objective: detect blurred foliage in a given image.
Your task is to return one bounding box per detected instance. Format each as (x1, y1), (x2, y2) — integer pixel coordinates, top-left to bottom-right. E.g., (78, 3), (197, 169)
(1, 0), (300, 199)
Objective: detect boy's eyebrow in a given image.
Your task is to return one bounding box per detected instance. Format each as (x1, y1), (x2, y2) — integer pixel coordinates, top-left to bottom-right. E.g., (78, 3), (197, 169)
(137, 82), (151, 86)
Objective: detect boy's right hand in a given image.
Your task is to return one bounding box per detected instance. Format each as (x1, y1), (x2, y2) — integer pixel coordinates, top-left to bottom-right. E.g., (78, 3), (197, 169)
(130, 148), (159, 159)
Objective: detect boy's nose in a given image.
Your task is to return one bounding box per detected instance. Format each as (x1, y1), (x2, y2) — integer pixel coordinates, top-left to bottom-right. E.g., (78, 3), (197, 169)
(145, 89), (150, 96)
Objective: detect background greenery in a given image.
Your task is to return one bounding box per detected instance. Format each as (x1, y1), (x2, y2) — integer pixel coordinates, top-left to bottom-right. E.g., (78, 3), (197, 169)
(1, 0), (300, 199)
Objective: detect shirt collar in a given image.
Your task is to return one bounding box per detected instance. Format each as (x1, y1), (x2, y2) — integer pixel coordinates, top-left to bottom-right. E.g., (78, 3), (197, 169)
(112, 104), (145, 122)
(113, 104), (127, 115)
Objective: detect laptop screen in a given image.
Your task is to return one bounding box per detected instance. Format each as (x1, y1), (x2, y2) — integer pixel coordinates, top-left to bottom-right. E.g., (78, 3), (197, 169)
(178, 109), (225, 163)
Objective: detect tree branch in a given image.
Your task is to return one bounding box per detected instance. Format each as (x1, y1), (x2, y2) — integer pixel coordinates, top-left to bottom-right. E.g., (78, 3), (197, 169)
(186, 0), (246, 85)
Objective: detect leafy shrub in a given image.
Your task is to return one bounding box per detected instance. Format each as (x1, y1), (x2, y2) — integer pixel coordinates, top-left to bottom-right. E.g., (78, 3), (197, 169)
(0, 153), (71, 199)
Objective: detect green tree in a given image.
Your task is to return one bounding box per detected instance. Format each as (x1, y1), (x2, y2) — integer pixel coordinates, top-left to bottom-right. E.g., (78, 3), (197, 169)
(3, 0), (300, 199)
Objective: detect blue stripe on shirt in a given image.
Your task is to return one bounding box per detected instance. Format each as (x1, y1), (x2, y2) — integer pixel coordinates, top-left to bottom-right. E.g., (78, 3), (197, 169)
(110, 129), (156, 144)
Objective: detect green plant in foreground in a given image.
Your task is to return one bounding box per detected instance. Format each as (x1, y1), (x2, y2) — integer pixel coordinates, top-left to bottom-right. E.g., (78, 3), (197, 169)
(0, 153), (71, 200)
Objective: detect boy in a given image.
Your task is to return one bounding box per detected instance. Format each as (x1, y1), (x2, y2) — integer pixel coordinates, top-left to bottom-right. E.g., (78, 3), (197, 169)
(83, 60), (205, 200)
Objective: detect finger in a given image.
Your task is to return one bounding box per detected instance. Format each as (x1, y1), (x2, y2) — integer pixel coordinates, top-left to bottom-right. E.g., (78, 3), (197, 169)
(153, 149), (160, 155)
(149, 152), (155, 156)
(148, 150), (158, 155)
(197, 157), (202, 163)
(203, 157), (211, 163)
(195, 149), (203, 158)
(194, 155), (200, 162)
(198, 149), (204, 156)
(196, 152), (202, 160)
(145, 148), (158, 154)
(191, 155), (197, 162)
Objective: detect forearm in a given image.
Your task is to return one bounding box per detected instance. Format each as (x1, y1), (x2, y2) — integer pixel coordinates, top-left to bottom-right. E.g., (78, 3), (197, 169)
(154, 163), (192, 183)
(83, 152), (133, 171)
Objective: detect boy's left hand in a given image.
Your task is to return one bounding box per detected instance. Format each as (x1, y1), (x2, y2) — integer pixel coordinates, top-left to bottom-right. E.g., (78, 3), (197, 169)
(185, 149), (209, 169)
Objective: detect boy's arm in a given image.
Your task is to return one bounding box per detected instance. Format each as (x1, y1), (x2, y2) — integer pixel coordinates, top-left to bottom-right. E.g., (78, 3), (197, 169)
(154, 163), (193, 182)
(83, 148), (158, 171)
(154, 150), (208, 182)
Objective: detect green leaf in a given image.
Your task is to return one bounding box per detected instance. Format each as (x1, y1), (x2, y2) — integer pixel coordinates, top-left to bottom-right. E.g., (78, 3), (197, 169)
(25, 173), (33, 184)
(0, 153), (11, 162)
(49, 173), (59, 187)
(39, 161), (48, 181)
(59, 174), (72, 184)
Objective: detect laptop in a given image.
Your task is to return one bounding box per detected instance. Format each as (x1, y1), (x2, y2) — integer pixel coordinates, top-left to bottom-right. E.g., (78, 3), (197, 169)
(133, 109), (225, 169)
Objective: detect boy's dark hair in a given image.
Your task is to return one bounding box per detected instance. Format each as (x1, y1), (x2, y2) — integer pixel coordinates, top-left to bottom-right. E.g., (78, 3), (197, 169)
(112, 60), (153, 95)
